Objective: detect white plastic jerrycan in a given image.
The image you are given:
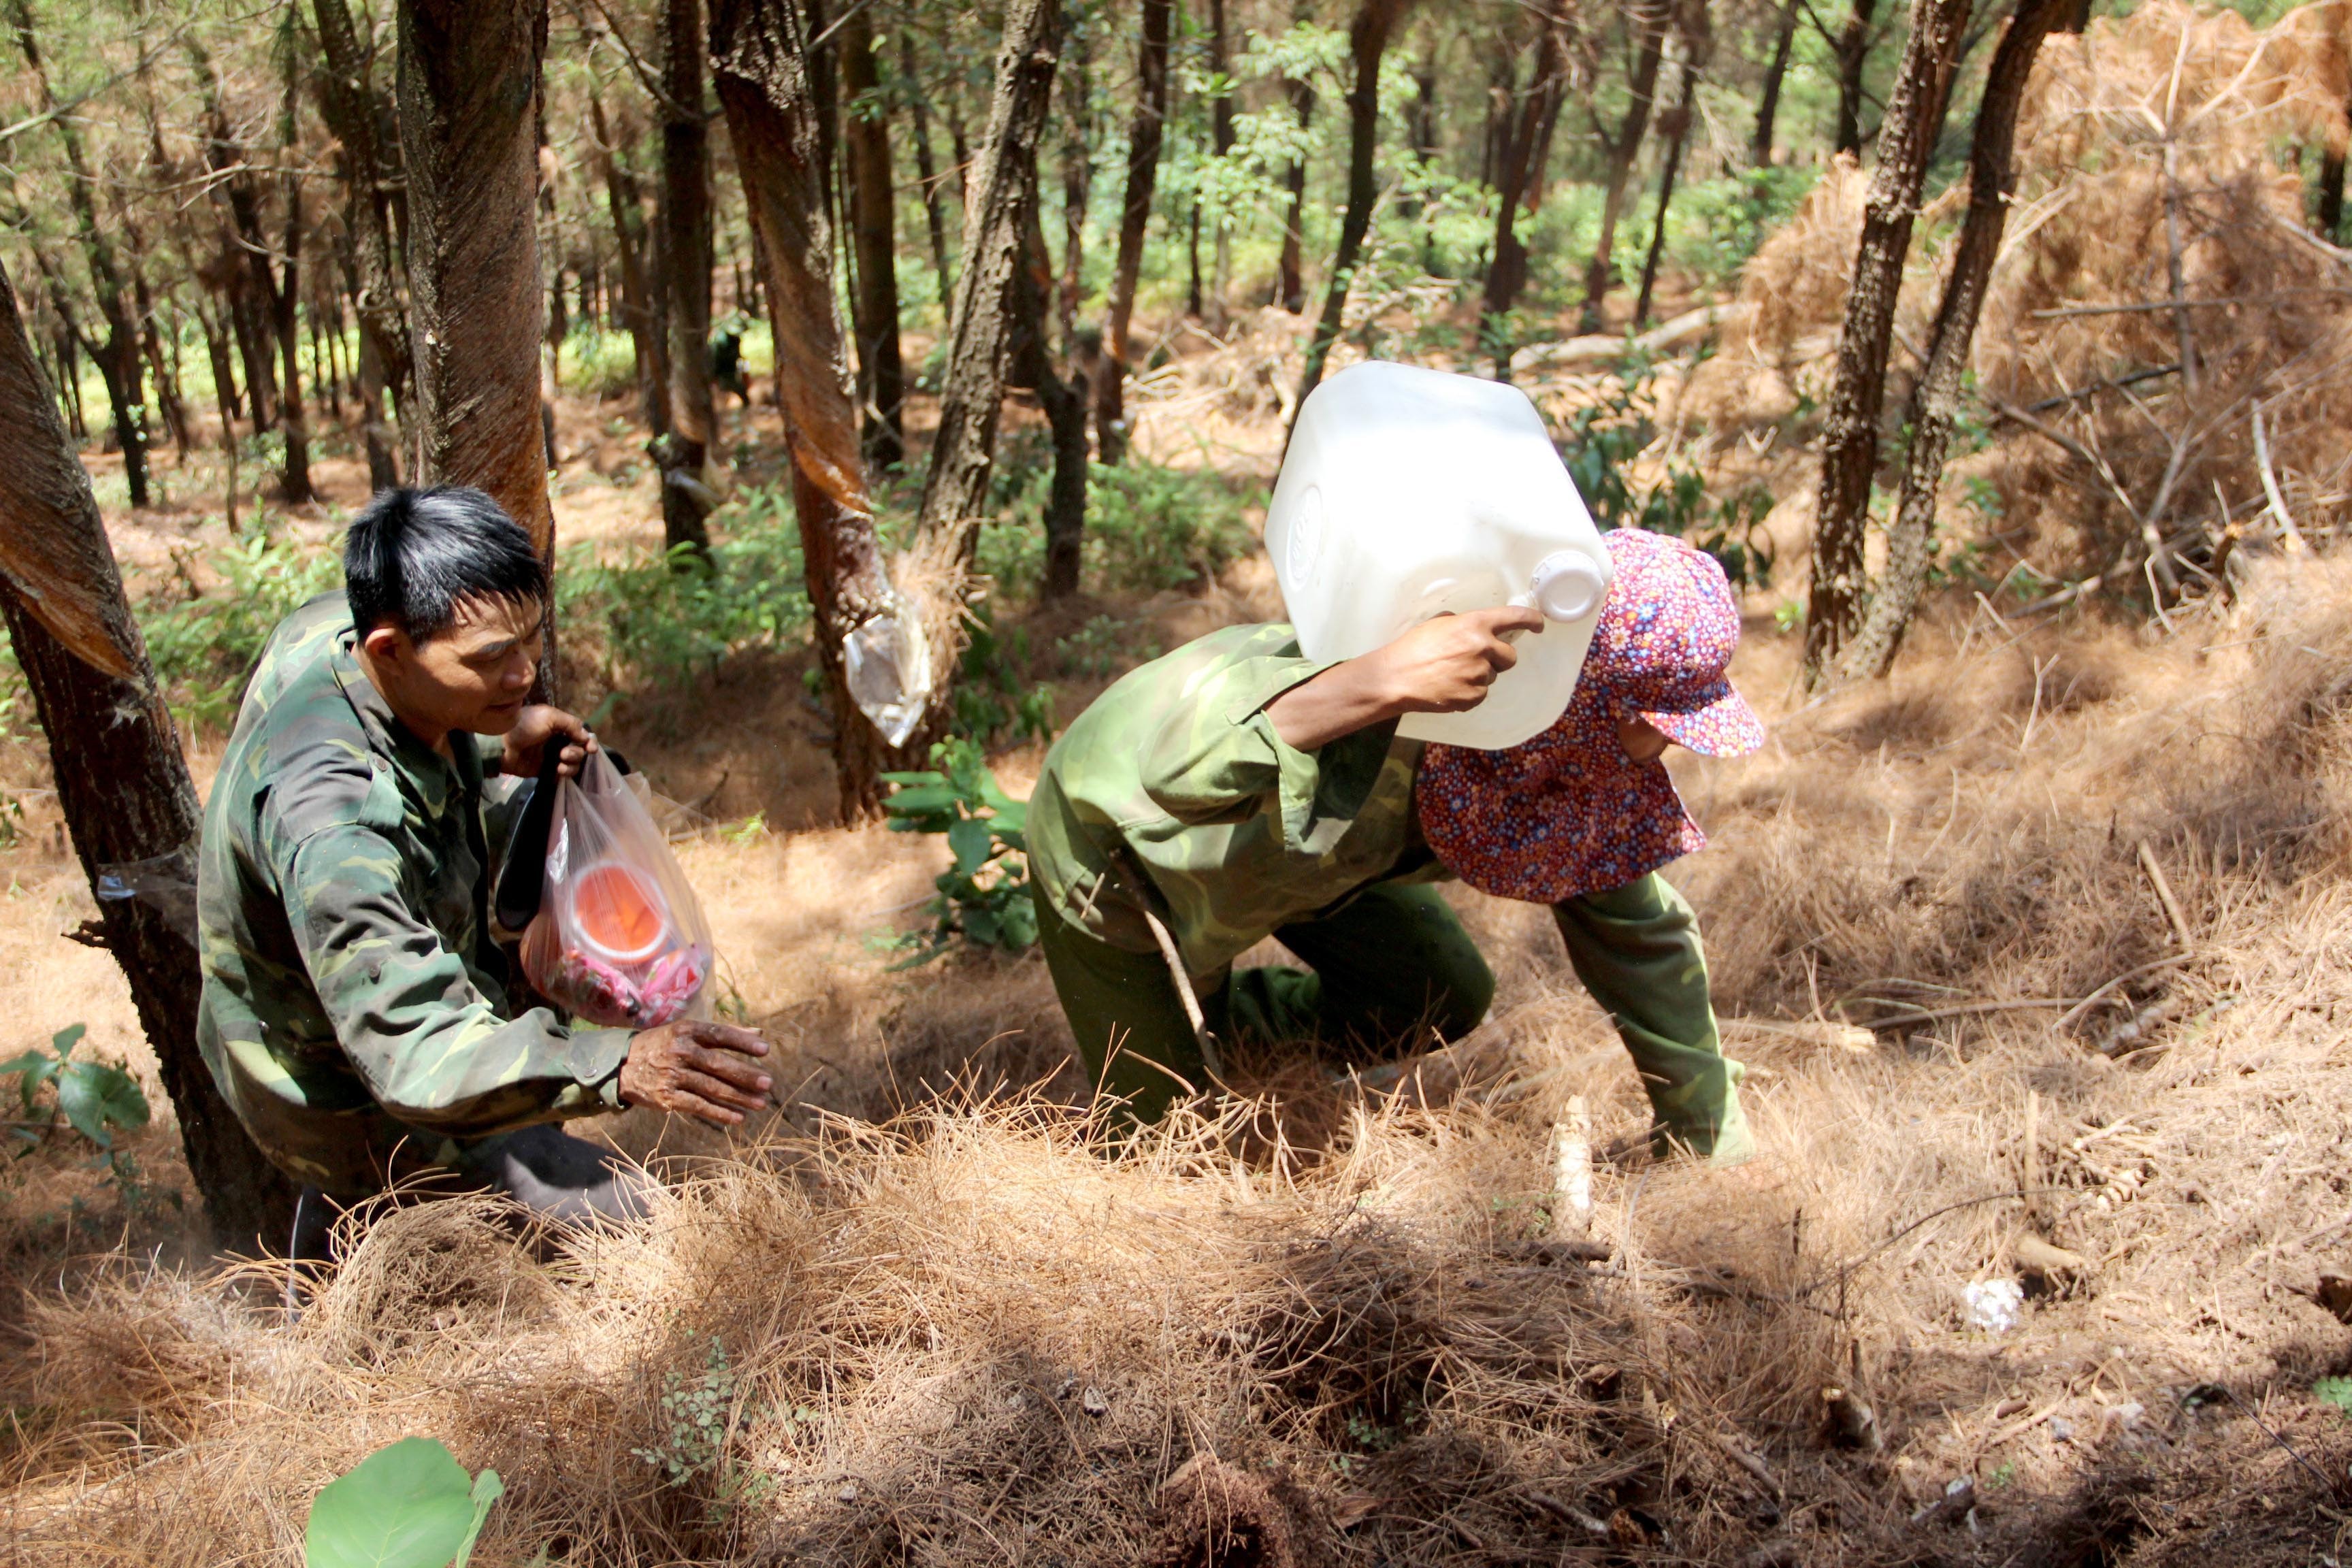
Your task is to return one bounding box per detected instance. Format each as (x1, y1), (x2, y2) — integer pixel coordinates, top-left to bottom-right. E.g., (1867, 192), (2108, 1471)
(1265, 360), (1612, 751)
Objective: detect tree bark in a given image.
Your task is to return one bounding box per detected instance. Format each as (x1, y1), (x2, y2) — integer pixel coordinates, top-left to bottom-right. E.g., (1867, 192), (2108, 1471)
(272, 49), (316, 506)
(915, 0), (1062, 560)
(1578, 0), (1667, 332)
(1752, 0), (1797, 165)
(1096, 0), (1174, 466)
(1801, 0), (1972, 681)
(1056, 18), (1094, 341)
(1835, 0), (2074, 682)
(1479, 0), (1573, 376)
(1275, 71), (1315, 312)
(656, 0), (717, 559)
(1832, 0), (1882, 157)
(713, 0), (904, 818)
(1635, 46), (1702, 329)
(314, 0), (411, 491)
(397, 0), (557, 564)
(1293, 0), (1416, 416)
(190, 37), (308, 503)
(2321, 145), (2347, 242)
(1207, 0), (1237, 327)
(840, 5), (906, 470)
(0, 256), (296, 1250)
(1011, 211), (1090, 600)
(590, 91), (671, 438)
(14, 5), (150, 508)
(898, 31), (956, 308)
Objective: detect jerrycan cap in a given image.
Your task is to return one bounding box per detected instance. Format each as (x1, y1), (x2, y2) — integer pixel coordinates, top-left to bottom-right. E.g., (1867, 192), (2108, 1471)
(1530, 552), (1608, 623)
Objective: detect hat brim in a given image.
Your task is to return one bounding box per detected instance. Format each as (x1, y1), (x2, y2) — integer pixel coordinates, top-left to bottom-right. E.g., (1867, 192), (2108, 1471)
(1639, 681), (1767, 758)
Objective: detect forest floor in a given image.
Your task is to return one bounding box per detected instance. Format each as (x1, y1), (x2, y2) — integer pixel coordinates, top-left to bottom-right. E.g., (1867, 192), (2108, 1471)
(4, 333), (2352, 1565)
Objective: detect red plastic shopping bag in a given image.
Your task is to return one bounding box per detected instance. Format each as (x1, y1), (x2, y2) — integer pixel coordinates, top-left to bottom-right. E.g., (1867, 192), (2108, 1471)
(518, 751), (715, 1028)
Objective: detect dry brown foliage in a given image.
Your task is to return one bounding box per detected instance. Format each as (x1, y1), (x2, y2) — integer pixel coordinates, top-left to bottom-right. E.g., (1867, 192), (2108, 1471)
(9, 557), (2352, 1563)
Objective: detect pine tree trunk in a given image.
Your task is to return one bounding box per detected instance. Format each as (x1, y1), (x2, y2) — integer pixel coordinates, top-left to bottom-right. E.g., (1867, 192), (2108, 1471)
(1056, 21), (1093, 342)
(591, 93), (671, 438)
(1207, 0), (1236, 328)
(1013, 212), (1089, 600)
(1835, 0), (2074, 683)
(0, 256), (297, 1250)
(840, 5), (906, 470)
(272, 43), (316, 507)
(1275, 73), (1314, 312)
(657, 0), (717, 559)
(899, 31), (956, 308)
(1294, 0), (1416, 416)
(1803, 0), (1972, 681)
(1480, 0), (1573, 376)
(1634, 54), (1700, 329)
(1752, 0), (1797, 165)
(1096, 0), (1173, 466)
(713, 0), (905, 819)
(1578, 0), (1667, 332)
(314, 0), (411, 489)
(272, 186), (315, 504)
(14, 6), (150, 507)
(397, 0), (557, 563)
(915, 0), (1062, 559)
(1833, 0), (1881, 157)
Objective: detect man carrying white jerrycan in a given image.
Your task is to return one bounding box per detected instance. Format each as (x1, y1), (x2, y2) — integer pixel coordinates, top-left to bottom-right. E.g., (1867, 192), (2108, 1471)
(1025, 362), (1766, 1162)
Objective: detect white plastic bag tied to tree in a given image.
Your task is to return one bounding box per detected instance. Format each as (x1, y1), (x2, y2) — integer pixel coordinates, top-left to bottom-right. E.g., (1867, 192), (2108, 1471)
(843, 596), (933, 749)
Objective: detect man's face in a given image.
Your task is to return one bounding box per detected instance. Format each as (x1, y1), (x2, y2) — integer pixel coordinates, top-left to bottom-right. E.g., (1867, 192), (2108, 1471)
(363, 595), (546, 740)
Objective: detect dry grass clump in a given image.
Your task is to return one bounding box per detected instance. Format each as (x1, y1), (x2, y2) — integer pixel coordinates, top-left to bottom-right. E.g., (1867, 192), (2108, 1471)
(3, 1098), (1818, 1566)
(1972, 0), (2352, 586)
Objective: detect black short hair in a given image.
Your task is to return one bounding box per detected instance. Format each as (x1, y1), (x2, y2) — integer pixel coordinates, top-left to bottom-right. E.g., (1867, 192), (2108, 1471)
(344, 486), (550, 640)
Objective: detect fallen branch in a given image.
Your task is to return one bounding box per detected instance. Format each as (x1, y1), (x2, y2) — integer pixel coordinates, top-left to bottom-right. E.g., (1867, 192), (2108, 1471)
(2137, 840), (2195, 951)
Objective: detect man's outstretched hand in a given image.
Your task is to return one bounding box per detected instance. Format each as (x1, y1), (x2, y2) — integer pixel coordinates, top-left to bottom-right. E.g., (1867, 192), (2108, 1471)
(502, 704), (598, 780)
(1266, 605), (1546, 751)
(617, 1019), (774, 1126)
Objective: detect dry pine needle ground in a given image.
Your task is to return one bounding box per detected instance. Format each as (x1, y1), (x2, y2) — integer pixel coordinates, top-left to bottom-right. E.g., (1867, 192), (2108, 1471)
(5, 560), (2352, 1565)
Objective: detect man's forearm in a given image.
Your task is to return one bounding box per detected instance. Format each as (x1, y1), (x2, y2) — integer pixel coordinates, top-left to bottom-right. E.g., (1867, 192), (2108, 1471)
(1264, 658), (1403, 751)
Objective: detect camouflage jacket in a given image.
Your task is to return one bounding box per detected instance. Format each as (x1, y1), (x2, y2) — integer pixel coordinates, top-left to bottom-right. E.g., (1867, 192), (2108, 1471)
(1028, 621), (1443, 975)
(195, 595), (632, 1196)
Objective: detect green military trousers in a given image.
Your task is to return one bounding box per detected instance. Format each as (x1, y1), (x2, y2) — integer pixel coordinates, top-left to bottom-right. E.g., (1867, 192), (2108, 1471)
(1033, 872), (1751, 1162)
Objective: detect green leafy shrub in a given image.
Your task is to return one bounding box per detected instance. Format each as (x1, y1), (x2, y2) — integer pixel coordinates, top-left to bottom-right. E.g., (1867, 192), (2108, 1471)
(2, 1022), (170, 1222)
(142, 527), (345, 732)
(304, 1437), (502, 1568)
(556, 323), (643, 399)
(949, 606), (1055, 747)
(556, 485), (811, 692)
(632, 1337), (740, 1486)
(881, 737), (1036, 962)
(1558, 359), (1777, 591)
(977, 442), (1260, 600)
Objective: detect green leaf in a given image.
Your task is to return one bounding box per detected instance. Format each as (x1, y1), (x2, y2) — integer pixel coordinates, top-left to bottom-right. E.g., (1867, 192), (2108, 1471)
(2317, 1377), (2352, 1415)
(305, 1438), (480, 1568)
(451, 1470), (504, 1568)
(947, 817), (993, 878)
(877, 770), (946, 788)
(962, 905), (1002, 946)
(0, 1051), (56, 1117)
(55, 1060), (148, 1150)
(883, 784), (959, 811)
(50, 1024), (84, 1060)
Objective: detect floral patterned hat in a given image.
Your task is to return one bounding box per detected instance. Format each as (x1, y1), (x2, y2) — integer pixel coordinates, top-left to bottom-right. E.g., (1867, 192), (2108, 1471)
(1416, 527), (1767, 904)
